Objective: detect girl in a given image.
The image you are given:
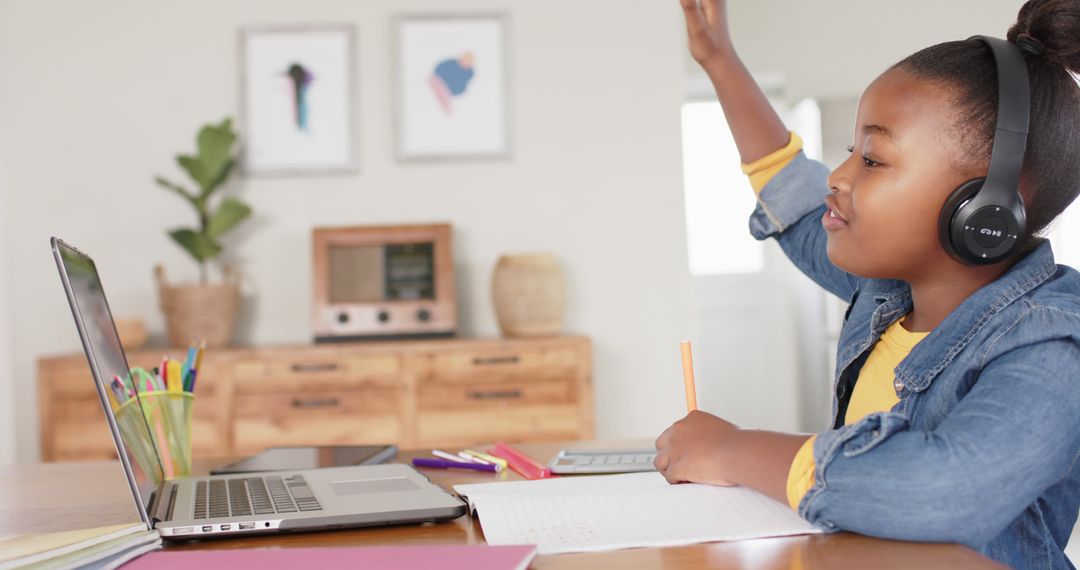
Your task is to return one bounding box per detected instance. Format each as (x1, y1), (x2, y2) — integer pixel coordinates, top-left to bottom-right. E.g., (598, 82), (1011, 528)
(653, 1), (1080, 567)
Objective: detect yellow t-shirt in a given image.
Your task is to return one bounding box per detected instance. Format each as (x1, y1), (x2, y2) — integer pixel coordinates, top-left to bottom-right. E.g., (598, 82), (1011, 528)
(741, 132), (805, 193)
(785, 318), (929, 510)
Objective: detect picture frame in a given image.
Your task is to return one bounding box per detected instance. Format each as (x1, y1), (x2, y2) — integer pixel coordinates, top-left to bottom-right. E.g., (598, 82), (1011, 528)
(395, 14), (511, 161)
(239, 25), (358, 176)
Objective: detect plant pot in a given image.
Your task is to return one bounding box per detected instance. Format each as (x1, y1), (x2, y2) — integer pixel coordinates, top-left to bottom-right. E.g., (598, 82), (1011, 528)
(155, 265), (239, 348)
(492, 253), (565, 338)
(114, 317), (149, 351)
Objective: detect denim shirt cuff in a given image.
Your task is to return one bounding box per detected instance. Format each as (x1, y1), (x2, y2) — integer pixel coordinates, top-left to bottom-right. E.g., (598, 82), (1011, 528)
(748, 152), (832, 240)
(796, 412), (911, 529)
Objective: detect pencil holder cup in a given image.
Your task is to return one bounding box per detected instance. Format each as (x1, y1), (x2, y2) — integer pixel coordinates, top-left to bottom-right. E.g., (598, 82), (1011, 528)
(115, 392), (194, 485)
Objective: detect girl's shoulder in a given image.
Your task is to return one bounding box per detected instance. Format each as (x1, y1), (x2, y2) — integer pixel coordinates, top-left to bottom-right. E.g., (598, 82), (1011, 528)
(1021, 263), (1080, 319)
(982, 264), (1080, 355)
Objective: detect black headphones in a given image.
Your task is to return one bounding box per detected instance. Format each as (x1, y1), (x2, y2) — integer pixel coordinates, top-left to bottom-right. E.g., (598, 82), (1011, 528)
(937, 35), (1030, 265)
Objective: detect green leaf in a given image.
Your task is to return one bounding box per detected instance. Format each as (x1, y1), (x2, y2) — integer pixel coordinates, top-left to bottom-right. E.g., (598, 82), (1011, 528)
(176, 154), (210, 192)
(173, 118), (237, 196)
(195, 119), (237, 195)
(154, 177), (196, 206)
(208, 159), (236, 194)
(169, 229), (222, 262)
(207, 197), (252, 239)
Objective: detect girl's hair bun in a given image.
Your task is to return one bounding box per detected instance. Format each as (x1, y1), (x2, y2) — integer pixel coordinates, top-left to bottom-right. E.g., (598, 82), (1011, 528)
(1007, 0), (1080, 72)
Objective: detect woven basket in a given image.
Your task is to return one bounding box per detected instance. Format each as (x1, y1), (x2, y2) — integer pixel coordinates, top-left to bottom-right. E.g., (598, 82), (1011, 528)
(492, 253), (565, 338)
(155, 265), (239, 348)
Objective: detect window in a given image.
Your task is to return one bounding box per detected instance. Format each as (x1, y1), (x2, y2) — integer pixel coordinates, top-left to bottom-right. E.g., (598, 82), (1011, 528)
(681, 101), (763, 275)
(681, 97), (822, 276)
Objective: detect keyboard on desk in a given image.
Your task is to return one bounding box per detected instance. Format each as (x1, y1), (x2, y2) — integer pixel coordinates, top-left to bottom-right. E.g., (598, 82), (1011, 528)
(548, 449), (658, 474)
(193, 474), (323, 519)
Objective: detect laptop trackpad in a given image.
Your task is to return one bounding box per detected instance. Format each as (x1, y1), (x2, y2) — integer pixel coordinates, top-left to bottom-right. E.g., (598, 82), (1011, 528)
(331, 477), (420, 496)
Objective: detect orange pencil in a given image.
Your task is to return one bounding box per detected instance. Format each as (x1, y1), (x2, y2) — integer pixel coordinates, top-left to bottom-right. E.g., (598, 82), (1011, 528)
(680, 340), (698, 412)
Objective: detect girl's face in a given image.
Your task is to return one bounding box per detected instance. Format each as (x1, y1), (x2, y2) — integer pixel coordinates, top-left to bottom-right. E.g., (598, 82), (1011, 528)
(824, 69), (979, 281)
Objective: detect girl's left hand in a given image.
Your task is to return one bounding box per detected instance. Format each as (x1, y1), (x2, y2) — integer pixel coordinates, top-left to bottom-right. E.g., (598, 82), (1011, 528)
(654, 410), (741, 486)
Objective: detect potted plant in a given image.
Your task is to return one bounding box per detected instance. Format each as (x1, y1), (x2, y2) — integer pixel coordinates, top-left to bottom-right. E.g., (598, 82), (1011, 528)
(154, 118), (252, 347)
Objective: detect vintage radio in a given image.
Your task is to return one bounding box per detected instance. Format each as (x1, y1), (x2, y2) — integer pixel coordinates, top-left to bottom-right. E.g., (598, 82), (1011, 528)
(312, 223), (457, 342)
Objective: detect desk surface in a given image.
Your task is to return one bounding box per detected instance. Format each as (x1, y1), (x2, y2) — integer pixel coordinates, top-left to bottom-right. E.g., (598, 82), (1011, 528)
(0, 441), (1004, 569)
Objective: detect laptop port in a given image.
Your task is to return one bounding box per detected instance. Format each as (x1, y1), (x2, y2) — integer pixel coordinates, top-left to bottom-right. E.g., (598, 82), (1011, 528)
(201, 526), (213, 532)
(239, 522), (256, 530)
(220, 524), (231, 531)
(172, 527), (194, 535)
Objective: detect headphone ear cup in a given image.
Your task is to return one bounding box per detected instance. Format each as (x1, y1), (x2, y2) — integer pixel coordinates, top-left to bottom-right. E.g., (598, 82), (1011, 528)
(938, 178), (985, 262)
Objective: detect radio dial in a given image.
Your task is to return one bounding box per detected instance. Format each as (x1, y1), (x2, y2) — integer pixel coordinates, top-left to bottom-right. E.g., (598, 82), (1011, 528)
(417, 309), (431, 322)
(377, 310), (390, 323)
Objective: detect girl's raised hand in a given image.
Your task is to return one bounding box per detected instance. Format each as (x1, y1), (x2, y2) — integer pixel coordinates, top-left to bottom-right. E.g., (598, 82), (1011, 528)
(679, 0), (734, 67)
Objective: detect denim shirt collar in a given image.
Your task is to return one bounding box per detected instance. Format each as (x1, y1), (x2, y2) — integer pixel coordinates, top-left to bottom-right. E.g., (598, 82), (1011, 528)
(867, 240), (1058, 393)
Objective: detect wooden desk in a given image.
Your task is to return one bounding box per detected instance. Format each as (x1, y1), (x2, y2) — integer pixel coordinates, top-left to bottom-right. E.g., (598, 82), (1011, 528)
(0, 442), (1004, 569)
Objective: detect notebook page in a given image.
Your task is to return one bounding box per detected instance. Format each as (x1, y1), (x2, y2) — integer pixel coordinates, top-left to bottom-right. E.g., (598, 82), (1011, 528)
(456, 473), (820, 555)
(455, 472), (668, 508)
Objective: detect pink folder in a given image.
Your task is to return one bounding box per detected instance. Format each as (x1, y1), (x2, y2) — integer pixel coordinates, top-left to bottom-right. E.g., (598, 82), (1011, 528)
(122, 545), (537, 570)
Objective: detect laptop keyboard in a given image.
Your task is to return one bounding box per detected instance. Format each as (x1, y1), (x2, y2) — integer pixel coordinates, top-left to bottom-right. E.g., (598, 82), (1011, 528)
(193, 475), (322, 520)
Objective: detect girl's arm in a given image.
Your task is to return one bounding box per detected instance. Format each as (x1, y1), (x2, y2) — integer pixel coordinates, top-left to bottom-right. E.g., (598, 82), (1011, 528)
(659, 332), (1080, 547)
(654, 411), (810, 503)
(682, 0), (861, 300)
(682, 0), (787, 162)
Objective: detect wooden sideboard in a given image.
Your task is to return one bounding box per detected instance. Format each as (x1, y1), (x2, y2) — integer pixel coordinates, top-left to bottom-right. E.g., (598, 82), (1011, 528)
(38, 335), (593, 461)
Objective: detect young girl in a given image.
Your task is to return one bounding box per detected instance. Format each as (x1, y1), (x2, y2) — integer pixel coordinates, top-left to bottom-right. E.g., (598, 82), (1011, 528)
(653, 1), (1080, 567)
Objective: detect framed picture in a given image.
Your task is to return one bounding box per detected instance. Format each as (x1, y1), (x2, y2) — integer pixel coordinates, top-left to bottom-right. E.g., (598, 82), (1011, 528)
(240, 25), (358, 175)
(395, 15), (511, 161)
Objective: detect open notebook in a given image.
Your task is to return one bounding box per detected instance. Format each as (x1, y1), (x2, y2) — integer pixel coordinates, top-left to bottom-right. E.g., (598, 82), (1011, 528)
(454, 472), (821, 555)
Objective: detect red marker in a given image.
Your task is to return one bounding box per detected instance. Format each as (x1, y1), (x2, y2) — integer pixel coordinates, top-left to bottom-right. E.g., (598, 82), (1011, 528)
(488, 442), (555, 480)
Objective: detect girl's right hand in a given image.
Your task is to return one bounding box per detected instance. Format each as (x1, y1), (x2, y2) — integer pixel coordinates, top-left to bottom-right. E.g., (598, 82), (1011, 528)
(680, 0), (734, 68)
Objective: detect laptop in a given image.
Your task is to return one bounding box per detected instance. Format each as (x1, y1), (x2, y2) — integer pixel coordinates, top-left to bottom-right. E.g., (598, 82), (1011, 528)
(51, 237), (467, 539)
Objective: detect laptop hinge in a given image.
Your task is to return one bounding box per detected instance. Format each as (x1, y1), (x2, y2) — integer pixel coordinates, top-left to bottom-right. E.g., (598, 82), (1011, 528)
(149, 482), (178, 524)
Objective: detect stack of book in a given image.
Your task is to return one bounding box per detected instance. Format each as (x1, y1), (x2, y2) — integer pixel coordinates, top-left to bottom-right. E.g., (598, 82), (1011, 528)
(0, 522), (160, 570)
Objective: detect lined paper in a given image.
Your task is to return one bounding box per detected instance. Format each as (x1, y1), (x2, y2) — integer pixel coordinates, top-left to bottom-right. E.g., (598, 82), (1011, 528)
(455, 472), (821, 555)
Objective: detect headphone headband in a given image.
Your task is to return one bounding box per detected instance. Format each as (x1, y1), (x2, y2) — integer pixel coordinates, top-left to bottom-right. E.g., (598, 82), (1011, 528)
(969, 36), (1031, 202)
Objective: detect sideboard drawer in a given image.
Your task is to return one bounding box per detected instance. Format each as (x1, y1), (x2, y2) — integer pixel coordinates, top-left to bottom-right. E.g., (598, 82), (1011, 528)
(232, 353), (401, 392)
(50, 397), (117, 460)
(416, 345), (580, 384)
(417, 379), (576, 410)
(231, 388), (400, 454)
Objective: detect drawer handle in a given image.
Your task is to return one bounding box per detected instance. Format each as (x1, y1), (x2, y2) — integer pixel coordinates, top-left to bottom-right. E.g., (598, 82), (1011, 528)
(290, 362), (339, 373)
(467, 389), (523, 400)
(472, 355), (520, 366)
(291, 397), (341, 409)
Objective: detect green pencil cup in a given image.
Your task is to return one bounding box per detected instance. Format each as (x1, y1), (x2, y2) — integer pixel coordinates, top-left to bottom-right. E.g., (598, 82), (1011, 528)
(114, 392), (195, 485)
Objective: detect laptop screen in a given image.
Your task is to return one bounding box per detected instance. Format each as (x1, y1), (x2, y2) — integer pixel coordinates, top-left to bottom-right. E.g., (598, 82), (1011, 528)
(52, 238), (162, 524)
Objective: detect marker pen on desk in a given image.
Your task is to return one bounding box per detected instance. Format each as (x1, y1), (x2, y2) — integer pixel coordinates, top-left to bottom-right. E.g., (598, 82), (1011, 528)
(412, 458), (500, 473)
(432, 449), (468, 463)
(462, 449), (508, 469)
(488, 443), (554, 480)
(458, 451), (490, 465)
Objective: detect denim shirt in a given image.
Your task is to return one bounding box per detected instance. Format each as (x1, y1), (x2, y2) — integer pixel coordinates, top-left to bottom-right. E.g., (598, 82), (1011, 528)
(749, 152), (1080, 569)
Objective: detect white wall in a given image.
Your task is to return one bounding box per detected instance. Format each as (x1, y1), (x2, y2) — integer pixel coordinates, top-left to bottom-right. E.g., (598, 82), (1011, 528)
(0, 0), (14, 466)
(4, 0), (692, 463)
(728, 0), (1026, 101)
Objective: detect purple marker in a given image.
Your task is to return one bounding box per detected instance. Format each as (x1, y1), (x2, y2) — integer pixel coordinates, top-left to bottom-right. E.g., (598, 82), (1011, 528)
(412, 458), (499, 473)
